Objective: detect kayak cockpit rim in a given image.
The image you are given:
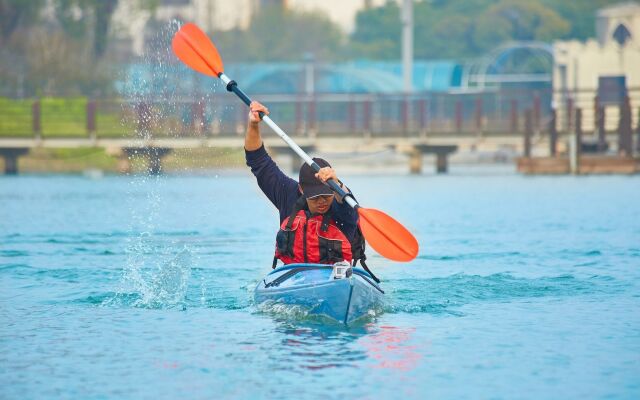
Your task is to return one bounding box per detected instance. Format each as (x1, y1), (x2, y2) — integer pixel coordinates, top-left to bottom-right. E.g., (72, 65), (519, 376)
(265, 263), (384, 294)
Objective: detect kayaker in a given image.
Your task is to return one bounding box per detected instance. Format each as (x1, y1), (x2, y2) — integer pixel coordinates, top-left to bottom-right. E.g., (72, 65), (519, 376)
(244, 101), (362, 268)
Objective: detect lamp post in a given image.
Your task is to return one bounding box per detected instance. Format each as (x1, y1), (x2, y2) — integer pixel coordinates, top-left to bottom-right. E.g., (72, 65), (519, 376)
(303, 52), (315, 95)
(402, 0), (413, 94)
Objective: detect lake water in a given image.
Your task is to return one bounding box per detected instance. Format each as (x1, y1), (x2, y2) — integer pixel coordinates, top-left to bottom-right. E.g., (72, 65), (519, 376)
(1, 171), (639, 399)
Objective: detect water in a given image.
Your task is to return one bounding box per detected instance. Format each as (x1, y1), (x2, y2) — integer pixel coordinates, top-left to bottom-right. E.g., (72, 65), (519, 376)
(1, 173), (639, 399)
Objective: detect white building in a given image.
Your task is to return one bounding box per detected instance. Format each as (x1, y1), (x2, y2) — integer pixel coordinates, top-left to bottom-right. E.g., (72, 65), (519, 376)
(111, 0), (254, 56)
(553, 2), (640, 131)
(288, 0), (387, 32)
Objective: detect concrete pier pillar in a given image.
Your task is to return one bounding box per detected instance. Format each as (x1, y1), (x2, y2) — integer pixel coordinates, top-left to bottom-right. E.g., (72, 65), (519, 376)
(148, 148), (171, 175)
(122, 147), (172, 175)
(118, 157), (132, 174)
(105, 147), (132, 174)
(0, 148), (30, 175)
(402, 144), (457, 174)
(435, 152), (448, 173)
(409, 148), (422, 174)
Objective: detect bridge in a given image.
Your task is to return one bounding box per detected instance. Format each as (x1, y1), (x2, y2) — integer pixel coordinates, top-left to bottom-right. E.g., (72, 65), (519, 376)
(1, 88), (637, 175)
(0, 135), (474, 175)
(0, 90), (551, 174)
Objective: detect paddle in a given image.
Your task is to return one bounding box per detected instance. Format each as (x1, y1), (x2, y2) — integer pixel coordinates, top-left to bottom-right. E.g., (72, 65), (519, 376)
(172, 23), (419, 262)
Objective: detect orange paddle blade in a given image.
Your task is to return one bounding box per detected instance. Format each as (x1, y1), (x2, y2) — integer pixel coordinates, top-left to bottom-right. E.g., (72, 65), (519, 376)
(358, 208), (419, 262)
(172, 23), (224, 77)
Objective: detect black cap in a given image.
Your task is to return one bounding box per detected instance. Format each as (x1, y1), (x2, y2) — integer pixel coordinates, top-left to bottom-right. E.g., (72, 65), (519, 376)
(299, 158), (334, 199)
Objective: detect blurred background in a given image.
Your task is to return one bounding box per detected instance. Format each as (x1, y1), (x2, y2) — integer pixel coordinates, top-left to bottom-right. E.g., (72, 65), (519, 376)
(0, 0), (638, 175)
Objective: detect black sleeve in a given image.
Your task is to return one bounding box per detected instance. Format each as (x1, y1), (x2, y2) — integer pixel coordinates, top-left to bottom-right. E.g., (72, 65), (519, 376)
(245, 144), (299, 218)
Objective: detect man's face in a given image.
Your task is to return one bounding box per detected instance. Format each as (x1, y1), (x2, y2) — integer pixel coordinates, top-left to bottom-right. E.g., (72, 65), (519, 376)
(306, 194), (335, 214)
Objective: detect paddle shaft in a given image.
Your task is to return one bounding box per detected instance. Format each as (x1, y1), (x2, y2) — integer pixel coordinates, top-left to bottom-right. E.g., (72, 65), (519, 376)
(218, 72), (358, 208)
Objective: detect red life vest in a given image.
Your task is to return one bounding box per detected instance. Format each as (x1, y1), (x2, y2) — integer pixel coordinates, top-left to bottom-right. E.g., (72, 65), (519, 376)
(275, 209), (353, 265)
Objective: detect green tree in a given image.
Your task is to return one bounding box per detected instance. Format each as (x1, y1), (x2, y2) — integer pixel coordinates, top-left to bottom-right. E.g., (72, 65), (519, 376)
(53, 0), (119, 58)
(415, 14), (476, 59)
(213, 6), (344, 62)
(349, 0), (585, 60)
(541, 0), (626, 40)
(474, 0), (570, 49)
(0, 0), (45, 44)
(350, 1), (400, 60)
(0, 0), (156, 96)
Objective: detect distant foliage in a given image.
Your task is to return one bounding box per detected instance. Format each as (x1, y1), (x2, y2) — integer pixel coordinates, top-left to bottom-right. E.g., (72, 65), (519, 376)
(350, 2), (401, 59)
(0, 0), (45, 43)
(0, 0), (627, 96)
(350, 0), (622, 60)
(473, 1), (570, 50)
(212, 6), (345, 62)
(0, 0), (146, 97)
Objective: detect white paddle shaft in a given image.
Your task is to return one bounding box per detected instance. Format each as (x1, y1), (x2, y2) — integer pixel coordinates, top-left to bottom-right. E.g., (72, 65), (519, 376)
(219, 73), (358, 209)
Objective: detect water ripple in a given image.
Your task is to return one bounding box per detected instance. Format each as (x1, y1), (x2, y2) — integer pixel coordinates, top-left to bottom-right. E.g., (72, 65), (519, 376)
(385, 273), (623, 315)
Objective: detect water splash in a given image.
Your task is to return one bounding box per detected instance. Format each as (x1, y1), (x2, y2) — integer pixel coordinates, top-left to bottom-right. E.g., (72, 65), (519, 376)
(116, 25), (198, 310)
(256, 300), (314, 321)
(116, 19), (225, 173)
(109, 247), (192, 309)
(254, 300), (382, 326)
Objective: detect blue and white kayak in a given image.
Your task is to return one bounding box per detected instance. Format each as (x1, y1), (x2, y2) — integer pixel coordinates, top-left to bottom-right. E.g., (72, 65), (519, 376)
(254, 262), (384, 325)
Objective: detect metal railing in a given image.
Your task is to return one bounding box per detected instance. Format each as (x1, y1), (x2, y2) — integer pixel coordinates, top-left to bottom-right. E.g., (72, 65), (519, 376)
(1, 88), (638, 140)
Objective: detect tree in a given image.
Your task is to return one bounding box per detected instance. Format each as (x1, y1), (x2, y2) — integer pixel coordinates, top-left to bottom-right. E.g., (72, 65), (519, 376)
(53, 0), (119, 58)
(415, 13), (476, 59)
(0, 0), (157, 96)
(349, 0), (578, 60)
(474, 0), (570, 50)
(350, 1), (400, 60)
(541, 0), (625, 40)
(212, 6), (344, 62)
(0, 0), (45, 44)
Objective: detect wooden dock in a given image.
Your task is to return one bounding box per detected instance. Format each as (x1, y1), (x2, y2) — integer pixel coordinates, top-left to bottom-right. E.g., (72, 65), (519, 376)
(516, 101), (639, 175)
(517, 155), (639, 174)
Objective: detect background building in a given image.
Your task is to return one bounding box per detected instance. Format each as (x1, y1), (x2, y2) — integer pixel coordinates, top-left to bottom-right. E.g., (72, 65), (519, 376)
(112, 0), (254, 56)
(553, 2), (640, 131)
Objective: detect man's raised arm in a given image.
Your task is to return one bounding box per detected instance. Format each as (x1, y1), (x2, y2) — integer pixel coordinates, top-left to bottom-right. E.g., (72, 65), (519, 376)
(245, 101), (269, 151)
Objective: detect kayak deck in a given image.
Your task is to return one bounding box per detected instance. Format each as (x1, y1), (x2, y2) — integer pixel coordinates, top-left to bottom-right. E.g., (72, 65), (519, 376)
(254, 263), (384, 324)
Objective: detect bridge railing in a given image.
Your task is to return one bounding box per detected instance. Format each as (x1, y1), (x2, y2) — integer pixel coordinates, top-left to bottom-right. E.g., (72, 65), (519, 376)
(2, 87), (638, 140)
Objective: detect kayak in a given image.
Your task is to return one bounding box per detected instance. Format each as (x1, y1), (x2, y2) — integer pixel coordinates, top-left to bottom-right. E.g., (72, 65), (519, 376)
(254, 262), (384, 324)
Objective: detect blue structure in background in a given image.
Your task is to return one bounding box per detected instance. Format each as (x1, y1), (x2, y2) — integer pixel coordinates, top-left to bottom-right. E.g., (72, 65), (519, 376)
(117, 46), (552, 133)
(121, 60), (463, 96)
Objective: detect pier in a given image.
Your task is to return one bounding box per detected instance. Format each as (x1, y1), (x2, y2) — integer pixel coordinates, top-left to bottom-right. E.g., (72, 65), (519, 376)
(517, 94), (640, 174)
(0, 136), (464, 175)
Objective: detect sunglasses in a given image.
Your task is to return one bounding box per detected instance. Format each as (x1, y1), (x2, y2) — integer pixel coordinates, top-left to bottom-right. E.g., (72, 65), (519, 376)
(307, 194), (335, 202)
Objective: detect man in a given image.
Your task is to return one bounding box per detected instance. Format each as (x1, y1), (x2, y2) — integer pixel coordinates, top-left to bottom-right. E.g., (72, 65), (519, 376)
(244, 101), (359, 268)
